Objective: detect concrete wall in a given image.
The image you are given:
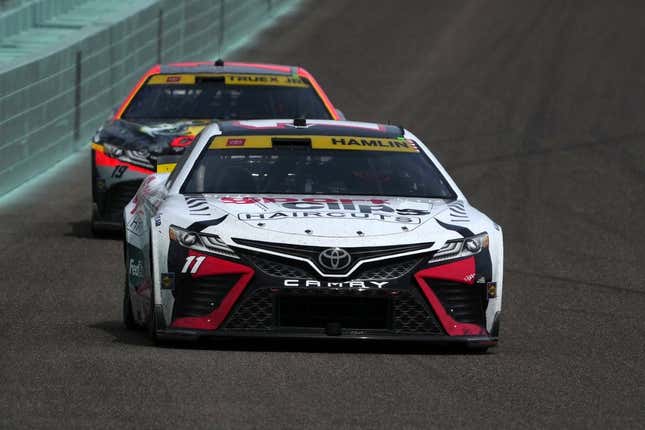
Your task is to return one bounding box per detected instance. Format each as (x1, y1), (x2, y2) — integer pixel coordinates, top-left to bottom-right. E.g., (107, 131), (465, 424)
(0, 0), (90, 40)
(0, 0), (300, 196)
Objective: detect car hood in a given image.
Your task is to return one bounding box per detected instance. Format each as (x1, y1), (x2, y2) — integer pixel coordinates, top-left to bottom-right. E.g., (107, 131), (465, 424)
(163, 194), (489, 247)
(96, 118), (210, 154)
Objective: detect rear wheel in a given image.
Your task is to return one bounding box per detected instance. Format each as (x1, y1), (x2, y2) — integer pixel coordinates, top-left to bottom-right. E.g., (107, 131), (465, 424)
(90, 210), (103, 237)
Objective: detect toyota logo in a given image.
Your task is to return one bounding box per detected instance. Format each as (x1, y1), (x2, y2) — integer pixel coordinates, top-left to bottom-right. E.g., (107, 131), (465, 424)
(318, 248), (352, 271)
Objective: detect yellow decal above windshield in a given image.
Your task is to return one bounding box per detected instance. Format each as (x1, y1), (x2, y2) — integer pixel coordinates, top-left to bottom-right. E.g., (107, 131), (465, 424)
(146, 74), (308, 87)
(209, 135), (419, 153)
(157, 162), (176, 173)
(224, 74), (308, 87)
(148, 74), (196, 84)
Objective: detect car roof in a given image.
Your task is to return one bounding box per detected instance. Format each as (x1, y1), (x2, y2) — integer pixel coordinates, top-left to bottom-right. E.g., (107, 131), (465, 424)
(214, 119), (405, 139)
(159, 61), (296, 76)
(113, 62), (340, 120)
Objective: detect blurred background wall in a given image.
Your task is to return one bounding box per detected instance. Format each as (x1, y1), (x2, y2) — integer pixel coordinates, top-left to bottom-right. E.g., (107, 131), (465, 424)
(0, 0), (300, 196)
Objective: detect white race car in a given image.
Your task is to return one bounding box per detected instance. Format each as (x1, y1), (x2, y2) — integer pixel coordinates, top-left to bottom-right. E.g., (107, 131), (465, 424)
(123, 119), (504, 350)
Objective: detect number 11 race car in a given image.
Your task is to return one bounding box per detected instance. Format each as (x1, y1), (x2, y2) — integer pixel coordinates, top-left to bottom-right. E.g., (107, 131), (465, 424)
(123, 119), (504, 350)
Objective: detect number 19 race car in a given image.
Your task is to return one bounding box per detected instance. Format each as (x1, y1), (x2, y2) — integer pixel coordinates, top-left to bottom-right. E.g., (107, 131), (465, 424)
(91, 61), (341, 233)
(123, 119), (504, 350)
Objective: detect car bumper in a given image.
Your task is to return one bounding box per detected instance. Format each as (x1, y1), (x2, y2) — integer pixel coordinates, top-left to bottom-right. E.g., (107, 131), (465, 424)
(156, 327), (498, 347)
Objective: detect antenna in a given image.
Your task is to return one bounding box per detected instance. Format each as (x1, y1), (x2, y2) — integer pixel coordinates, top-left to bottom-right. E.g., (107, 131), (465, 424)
(293, 115), (307, 127)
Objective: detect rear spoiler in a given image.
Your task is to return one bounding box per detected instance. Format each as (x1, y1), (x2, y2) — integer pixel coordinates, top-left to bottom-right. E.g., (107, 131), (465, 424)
(156, 155), (182, 174)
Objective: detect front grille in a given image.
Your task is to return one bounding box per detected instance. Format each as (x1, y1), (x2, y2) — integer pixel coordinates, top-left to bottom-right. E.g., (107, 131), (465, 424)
(173, 275), (239, 318)
(392, 291), (444, 334)
(354, 258), (422, 280)
(244, 253), (313, 279)
(223, 287), (444, 335)
(428, 280), (487, 325)
(233, 238), (433, 275)
(223, 288), (274, 330)
(279, 289), (390, 329)
(104, 180), (142, 220)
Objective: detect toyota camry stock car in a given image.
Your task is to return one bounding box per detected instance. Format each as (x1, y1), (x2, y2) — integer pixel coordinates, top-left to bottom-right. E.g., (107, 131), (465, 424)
(123, 119), (504, 350)
(90, 60), (341, 233)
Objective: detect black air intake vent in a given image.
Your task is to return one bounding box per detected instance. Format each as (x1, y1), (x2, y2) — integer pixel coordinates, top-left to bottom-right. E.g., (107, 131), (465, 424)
(428, 280), (487, 326)
(223, 287), (444, 335)
(173, 275), (239, 318)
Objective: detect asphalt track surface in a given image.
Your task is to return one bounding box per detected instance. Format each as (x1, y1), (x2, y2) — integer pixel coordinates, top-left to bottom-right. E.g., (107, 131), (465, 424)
(2, 1), (645, 428)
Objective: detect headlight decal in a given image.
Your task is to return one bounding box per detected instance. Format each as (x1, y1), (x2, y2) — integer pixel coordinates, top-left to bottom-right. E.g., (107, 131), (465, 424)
(435, 218), (474, 238)
(99, 142), (154, 170)
(429, 233), (489, 263)
(93, 146), (155, 174)
(169, 224), (238, 259)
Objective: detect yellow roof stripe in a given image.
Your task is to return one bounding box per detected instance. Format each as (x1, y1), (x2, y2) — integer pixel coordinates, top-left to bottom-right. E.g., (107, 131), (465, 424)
(209, 135), (419, 153)
(156, 163), (176, 174)
(147, 74), (308, 88)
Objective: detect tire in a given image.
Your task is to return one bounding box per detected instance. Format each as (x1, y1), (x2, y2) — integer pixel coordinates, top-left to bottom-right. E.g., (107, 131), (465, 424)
(90, 208), (112, 237)
(90, 212), (102, 237)
(123, 279), (138, 330)
(90, 153), (104, 237)
(147, 288), (158, 340)
(147, 292), (171, 346)
(146, 236), (167, 346)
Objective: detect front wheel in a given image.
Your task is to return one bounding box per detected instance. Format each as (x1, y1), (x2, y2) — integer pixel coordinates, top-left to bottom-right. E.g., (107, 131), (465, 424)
(147, 290), (170, 346)
(122, 280), (137, 330)
(146, 251), (165, 345)
(147, 289), (158, 341)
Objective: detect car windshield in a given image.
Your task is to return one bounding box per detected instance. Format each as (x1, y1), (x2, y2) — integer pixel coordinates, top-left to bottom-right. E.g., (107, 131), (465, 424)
(121, 75), (332, 120)
(181, 143), (456, 199)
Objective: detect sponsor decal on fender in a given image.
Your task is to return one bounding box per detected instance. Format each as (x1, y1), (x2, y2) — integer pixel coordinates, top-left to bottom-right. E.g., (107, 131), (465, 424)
(129, 258), (144, 278)
(127, 215), (144, 236)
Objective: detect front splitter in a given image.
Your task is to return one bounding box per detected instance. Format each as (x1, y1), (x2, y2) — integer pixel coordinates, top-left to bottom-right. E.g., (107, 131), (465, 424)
(157, 328), (497, 348)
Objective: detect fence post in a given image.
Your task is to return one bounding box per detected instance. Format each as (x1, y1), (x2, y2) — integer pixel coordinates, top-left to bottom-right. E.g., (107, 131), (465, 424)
(157, 8), (163, 64)
(219, 0), (225, 57)
(74, 50), (81, 141)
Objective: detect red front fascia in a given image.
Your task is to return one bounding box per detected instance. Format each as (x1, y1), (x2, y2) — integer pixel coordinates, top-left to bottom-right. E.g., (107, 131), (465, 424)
(171, 252), (255, 330)
(93, 149), (154, 175)
(414, 257), (488, 336)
